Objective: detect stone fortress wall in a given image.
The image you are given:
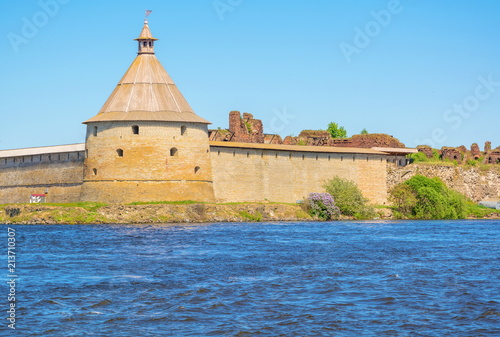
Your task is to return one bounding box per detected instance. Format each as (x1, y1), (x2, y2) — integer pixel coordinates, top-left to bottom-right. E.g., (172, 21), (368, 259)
(0, 146), (85, 204)
(210, 142), (389, 204)
(0, 142), (390, 205)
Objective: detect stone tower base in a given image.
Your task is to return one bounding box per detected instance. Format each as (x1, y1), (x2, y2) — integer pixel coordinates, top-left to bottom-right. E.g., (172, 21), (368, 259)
(80, 180), (215, 204)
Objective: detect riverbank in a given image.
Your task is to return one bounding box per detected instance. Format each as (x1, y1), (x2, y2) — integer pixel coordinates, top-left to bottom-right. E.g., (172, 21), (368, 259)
(1, 202), (499, 224)
(0, 202), (315, 225)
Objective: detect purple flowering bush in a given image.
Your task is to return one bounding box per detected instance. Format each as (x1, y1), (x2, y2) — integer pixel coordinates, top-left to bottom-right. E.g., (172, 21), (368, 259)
(306, 192), (340, 220)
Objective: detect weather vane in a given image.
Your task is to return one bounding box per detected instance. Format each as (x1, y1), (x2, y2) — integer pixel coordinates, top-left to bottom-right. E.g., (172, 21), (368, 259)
(145, 10), (152, 19)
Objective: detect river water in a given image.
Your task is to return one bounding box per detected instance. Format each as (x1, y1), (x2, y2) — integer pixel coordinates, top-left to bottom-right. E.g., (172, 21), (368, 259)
(2, 220), (499, 336)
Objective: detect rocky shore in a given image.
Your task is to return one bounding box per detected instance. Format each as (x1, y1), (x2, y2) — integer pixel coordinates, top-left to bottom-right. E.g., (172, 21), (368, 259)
(2, 202), (499, 225)
(0, 203), (313, 225)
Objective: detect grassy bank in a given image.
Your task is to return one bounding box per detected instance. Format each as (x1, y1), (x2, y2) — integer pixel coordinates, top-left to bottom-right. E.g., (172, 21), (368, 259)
(1, 201), (499, 225)
(0, 202), (312, 225)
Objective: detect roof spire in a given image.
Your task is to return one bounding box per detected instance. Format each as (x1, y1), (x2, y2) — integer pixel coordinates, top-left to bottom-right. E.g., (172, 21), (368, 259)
(135, 12), (157, 55)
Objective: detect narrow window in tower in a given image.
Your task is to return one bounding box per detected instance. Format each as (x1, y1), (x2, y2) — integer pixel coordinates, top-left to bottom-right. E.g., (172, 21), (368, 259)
(93, 126), (98, 137)
(143, 41), (147, 47)
(93, 168), (97, 175)
(194, 166), (201, 174)
(116, 149), (124, 157)
(181, 125), (187, 136)
(170, 147), (178, 157)
(149, 41), (152, 47)
(132, 125), (139, 135)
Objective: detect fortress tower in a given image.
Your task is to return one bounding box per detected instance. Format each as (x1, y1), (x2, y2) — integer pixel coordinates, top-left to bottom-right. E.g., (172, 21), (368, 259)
(80, 19), (215, 203)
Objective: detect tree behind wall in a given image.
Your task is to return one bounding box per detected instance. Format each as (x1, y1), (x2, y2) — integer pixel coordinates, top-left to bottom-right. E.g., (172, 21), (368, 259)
(327, 122), (347, 138)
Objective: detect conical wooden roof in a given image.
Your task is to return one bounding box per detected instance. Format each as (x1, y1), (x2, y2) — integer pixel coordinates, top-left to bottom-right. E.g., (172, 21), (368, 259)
(84, 21), (209, 124)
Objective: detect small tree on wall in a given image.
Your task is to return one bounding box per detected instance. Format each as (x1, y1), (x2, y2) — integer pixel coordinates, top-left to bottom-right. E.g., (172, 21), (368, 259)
(327, 122), (347, 138)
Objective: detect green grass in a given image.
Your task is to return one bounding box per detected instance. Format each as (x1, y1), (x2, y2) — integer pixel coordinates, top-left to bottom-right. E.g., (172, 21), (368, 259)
(127, 200), (200, 206)
(239, 211), (263, 222)
(44, 202), (108, 212)
(467, 203), (500, 218)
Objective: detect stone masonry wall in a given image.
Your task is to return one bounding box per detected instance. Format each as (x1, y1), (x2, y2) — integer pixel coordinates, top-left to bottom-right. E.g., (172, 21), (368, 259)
(210, 147), (388, 204)
(387, 164), (500, 202)
(0, 152), (84, 203)
(81, 121), (215, 203)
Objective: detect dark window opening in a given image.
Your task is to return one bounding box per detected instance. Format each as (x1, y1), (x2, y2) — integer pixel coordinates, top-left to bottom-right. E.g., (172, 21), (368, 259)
(143, 41), (147, 47)
(194, 166), (201, 174)
(92, 168), (97, 176)
(132, 125), (139, 135)
(170, 147), (178, 157)
(181, 125), (187, 136)
(93, 126), (98, 137)
(117, 149), (124, 157)
(149, 41), (152, 47)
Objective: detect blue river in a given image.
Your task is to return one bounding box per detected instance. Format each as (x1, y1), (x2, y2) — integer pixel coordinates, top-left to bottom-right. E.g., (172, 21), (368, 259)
(1, 220), (499, 336)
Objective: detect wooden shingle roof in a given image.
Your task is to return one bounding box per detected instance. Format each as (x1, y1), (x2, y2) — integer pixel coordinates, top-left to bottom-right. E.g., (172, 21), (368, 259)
(84, 20), (209, 124)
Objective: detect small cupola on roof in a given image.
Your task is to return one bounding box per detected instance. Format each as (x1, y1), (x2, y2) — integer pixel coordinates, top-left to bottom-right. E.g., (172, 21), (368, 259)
(135, 19), (158, 54)
(83, 17), (210, 124)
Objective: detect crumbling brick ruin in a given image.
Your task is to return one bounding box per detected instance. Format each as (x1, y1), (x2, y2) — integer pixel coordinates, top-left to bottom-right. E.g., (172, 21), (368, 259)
(210, 112), (500, 165)
(211, 112), (407, 149)
(209, 111), (266, 143)
(417, 141), (500, 165)
(440, 147), (464, 163)
(417, 145), (434, 158)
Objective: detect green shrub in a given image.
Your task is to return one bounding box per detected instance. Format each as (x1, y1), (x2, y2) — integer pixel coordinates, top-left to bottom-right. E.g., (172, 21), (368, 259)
(323, 177), (375, 219)
(409, 149), (441, 163)
(389, 175), (468, 219)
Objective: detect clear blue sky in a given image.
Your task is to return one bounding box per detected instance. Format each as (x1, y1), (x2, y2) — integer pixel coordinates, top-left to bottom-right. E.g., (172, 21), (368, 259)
(1, 0), (500, 150)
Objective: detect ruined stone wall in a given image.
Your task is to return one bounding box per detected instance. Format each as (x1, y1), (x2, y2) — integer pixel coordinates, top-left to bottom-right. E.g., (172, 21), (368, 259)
(387, 164), (500, 202)
(0, 152), (84, 203)
(210, 147), (388, 204)
(228, 111), (264, 143)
